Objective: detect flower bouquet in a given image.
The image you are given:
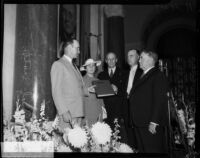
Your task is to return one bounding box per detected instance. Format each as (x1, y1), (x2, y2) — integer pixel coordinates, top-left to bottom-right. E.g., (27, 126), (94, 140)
(61, 119), (136, 153)
(170, 92), (197, 158)
(3, 98), (136, 153)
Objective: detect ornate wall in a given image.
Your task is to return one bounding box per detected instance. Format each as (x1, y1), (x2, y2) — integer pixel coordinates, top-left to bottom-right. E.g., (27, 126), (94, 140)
(11, 4), (58, 121)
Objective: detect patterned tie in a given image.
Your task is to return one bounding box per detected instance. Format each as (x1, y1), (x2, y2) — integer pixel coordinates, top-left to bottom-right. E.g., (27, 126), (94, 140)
(110, 69), (114, 78)
(72, 61), (79, 72)
(72, 61), (85, 87)
(72, 62), (77, 71)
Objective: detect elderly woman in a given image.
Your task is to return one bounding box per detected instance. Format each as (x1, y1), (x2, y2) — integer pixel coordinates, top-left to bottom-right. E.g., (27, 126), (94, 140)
(80, 58), (106, 127)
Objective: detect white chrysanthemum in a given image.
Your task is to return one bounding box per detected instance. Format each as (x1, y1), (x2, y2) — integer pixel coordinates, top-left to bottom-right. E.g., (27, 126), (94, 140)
(43, 121), (53, 133)
(118, 143), (133, 153)
(13, 109), (25, 124)
(52, 115), (60, 129)
(91, 122), (112, 145)
(4, 129), (16, 142)
(57, 145), (72, 152)
(67, 125), (87, 148)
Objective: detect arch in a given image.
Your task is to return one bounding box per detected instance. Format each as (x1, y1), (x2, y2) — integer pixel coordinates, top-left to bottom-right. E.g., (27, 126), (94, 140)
(146, 17), (195, 51)
(142, 4), (196, 52)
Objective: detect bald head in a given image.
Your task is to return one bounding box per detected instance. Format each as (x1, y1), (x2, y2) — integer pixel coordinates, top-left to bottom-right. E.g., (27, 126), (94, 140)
(106, 52), (118, 68)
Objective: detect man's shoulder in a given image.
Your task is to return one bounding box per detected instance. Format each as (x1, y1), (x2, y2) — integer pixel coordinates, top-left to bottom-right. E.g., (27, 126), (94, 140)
(51, 58), (68, 70)
(151, 67), (167, 80)
(98, 70), (107, 76)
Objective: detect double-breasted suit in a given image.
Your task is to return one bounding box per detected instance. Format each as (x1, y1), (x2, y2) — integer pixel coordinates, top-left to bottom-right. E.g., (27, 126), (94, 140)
(121, 65), (143, 148)
(128, 67), (169, 153)
(122, 65), (143, 127)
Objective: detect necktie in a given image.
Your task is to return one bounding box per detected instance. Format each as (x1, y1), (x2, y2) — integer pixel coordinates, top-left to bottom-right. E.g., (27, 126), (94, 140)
(110, 69), (114, 78)
(72, 62), (78, 72)
(72, 62), (85, 86)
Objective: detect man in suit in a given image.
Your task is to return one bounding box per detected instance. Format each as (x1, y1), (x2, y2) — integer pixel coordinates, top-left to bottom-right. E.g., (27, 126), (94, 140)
(121, 49), (143, 149)
(98, 52), (126, 140)
(129, 50), (169, 153)
(51, 39), (94, 130)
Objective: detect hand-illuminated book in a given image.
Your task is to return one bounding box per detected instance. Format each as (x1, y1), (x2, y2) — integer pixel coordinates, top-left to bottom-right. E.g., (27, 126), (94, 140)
(92, 80), (115, 97)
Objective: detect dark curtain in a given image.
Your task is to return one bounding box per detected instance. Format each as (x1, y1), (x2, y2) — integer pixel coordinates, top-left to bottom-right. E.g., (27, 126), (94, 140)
(79, 5), (90, 67)
(58, 4), (77, 58)
(106, 16), (125, 69)
(160, 57), (198, 151)
(164, 57), (197, 104)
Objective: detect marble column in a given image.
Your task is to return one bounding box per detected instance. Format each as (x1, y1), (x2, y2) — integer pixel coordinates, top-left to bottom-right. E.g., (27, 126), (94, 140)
(12, 4), (58, 121)
(104, 5), (125, 69)
(3, 4), (17, 123)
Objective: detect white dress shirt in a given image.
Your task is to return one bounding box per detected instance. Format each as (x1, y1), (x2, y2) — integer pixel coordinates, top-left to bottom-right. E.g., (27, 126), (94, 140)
(64, 55), (72, 64)
(108, 67), (116, 76)
(127, 65), (138, 95)
(143, 66), (154, 75)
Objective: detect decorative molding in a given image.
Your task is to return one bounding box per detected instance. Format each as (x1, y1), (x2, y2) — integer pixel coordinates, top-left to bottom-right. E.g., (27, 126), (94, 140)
(103, 5), (124, 18)
(142, 3), (195, 48)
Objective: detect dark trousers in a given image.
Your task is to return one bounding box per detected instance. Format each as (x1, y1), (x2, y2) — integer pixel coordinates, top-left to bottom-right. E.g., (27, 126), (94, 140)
(126, 127), (137, 149)
(132, 125), (168, 153)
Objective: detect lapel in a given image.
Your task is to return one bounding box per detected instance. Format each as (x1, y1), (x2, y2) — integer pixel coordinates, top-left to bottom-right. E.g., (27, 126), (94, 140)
(129, 67), (157, 97)
(133, 67), (143, 86)
(126, 66), (142, 95)
(106, 69), (110, 78)
(112, 67), (118, 78)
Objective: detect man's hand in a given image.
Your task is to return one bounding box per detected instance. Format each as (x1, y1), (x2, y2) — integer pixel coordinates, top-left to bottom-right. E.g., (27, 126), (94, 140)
(111, 84), (118, 94)
(88, 85), (96, 93)
(148, 122), (157, 134)
(62, 111), (72, 123)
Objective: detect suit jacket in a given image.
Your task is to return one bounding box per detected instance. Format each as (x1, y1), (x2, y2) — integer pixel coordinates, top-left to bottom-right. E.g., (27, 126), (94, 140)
(97, 67), (124, 118)
(121, 65), (143, 126)
(51, 56), (88, 119)
(129, 67), (169, 127)
(122, 65), (143, 98)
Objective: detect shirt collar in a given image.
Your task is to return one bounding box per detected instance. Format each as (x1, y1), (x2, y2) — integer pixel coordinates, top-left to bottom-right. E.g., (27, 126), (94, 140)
(64, 55), (72, 64)
(130, 65), (138, 71)
(109, 66), (116, 73)
(144, 66), (154, 74)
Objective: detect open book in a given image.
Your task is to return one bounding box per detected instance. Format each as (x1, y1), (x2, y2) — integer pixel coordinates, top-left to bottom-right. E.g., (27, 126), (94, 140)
(92, 80), (115, 97)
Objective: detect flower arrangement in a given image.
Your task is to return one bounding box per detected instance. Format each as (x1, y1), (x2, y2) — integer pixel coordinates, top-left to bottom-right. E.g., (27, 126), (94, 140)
(60, 119), (136, 153)
(170, 92), (197, 158)
(3, 98), (136, 153)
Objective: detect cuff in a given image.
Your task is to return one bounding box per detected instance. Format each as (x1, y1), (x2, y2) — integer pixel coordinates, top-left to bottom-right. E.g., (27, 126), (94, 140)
(150, 122), (159, 126)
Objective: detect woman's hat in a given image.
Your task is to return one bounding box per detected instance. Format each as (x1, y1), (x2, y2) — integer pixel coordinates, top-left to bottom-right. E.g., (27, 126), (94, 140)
(80, 58), (101, 71)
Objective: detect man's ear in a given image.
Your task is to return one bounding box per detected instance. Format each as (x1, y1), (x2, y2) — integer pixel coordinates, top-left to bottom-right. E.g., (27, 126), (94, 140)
(105, 59), (108, 64)
(68, 43), (73, 49)
(116, 58), (118, 63)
